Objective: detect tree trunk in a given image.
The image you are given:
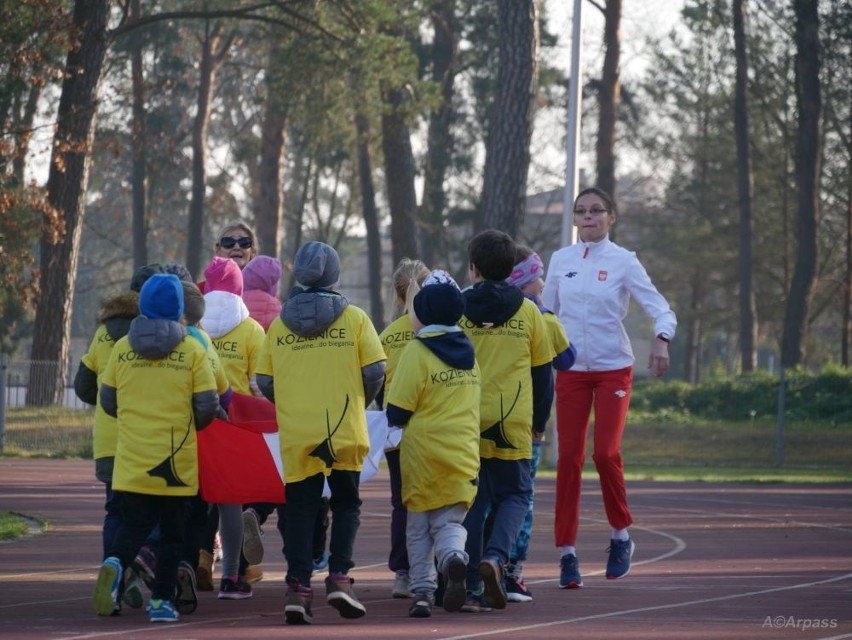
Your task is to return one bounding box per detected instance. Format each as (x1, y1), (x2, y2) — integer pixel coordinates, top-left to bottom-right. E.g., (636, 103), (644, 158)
(130, 0), (148, 270)
(418, 0), (458, 268)
(781, 0), (821, 368)
(355, 112), (384, 329)
(732, 0), (757, 372)
(596, 0), (621, 211)
(185, 24), (232, 279)
(254, 37), (287, 260)
(481, 0), (539, 236)
(28, 0), (110, 406)
(381, 85), (418, 266)
(684, 270), (704, 384)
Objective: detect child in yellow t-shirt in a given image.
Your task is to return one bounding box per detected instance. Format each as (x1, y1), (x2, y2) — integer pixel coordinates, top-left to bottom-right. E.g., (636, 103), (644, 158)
(376, 257), (431, 599)
(386, 270), (481, 618)
(256, 241), (386, 625)
(501, 245), (576, 603)
(459, 230), (554, 612)
(92, 274), (218, 623)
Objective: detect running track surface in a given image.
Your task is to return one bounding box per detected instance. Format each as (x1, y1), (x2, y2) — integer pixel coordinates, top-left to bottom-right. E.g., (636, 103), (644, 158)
(0, 459), (850, 640)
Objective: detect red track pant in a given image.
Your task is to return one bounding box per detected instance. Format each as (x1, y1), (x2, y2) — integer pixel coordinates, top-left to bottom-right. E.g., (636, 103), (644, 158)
(554, 366), (634, 546)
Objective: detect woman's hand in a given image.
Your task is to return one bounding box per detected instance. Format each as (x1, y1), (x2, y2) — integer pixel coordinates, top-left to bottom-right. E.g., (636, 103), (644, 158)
(648, 337), (670, 378)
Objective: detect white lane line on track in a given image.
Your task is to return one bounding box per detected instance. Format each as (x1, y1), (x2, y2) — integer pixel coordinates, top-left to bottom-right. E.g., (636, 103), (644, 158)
(437, 572), (852, 640)
(639, 503), (852, 535)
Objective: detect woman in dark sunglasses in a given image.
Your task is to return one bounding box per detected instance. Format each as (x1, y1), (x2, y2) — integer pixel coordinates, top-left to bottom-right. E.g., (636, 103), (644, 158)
(214, 222), (258, 271)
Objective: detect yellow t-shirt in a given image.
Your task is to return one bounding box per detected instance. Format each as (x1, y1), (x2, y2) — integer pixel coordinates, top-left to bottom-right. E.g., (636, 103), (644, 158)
(387, 337), (481, 512)
(257, 305), (386, 483)
(378, 313), (416, 450)
(104, 334), (217, 496)
(192, 327), (230, 395)
(378, 313), (416, 396)
(460, 298), (553, 460)
(209, 317), (265, 394)
(81, 325), (119, 460)
(542, 310), (570, 356)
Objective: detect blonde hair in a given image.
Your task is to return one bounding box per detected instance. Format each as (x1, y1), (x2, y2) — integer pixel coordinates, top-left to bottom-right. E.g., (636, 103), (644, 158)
(215, 222), (259, 253)
(391, 258), (430, 317)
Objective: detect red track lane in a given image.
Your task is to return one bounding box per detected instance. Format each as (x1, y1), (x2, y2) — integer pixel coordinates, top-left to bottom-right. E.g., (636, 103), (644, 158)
(0, 459), (850, 639)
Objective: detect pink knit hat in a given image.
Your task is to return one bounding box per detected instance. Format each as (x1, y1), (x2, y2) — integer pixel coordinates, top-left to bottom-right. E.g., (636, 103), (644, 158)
(204, 256), (244, 296)
(242, 255), (282, 297)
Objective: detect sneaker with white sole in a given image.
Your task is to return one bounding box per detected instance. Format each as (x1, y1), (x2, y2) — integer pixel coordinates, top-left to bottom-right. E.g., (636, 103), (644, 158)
(325, 573), (366, 618)
(284, 580), (314, 625)
(148, 598), (179, 623)
(606, 538), (635, 579)
(241, 508), (264, 565)
(505, 574), (533, 602)
(92, 557), (123, 616)
(392, 570), (412, 598)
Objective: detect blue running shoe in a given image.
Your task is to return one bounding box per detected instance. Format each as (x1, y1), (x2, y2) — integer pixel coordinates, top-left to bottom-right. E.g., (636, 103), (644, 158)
(606, 538), (635, 579)
(559, 553), (584, 589)
(92, 557), (122, 616)
(148, 598), (179, 623)
(312, 550), (329, 572)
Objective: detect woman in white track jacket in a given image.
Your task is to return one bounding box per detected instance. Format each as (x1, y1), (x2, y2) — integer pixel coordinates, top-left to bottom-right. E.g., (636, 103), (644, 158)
(542, 187), (677, 589)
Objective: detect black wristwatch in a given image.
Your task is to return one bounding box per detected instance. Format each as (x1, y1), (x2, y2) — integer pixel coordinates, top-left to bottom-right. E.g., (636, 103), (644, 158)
(656, 334), (670, 343)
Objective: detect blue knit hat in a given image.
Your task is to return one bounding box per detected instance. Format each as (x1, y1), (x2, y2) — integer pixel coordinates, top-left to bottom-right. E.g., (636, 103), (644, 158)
(139, 274), (184, 321)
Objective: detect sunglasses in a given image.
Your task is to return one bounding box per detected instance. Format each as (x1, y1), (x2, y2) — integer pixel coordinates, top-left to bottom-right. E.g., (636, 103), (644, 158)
(219, 236), (253, 249)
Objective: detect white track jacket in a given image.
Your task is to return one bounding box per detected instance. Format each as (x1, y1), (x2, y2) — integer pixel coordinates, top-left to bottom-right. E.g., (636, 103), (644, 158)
(542, 235), (677, 372)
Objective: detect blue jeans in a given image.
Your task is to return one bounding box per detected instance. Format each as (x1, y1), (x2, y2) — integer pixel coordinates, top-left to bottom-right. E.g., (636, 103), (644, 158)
(463, 458), (532, 590)
(509, 441), (541, 565)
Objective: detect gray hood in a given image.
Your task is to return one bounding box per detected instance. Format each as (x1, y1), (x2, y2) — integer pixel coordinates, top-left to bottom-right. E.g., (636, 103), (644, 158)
(281, 288), (349, 337)
(128, 316), (187, 359)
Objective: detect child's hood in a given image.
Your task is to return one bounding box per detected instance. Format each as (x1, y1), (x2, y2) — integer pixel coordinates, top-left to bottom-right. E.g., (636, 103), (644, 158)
(462, 280), (525, 327)
(127, 316), (186, 359)
(201, 290), (250, 338)
(98, 290), (140, 342)
(417, 330), (476, 370)
(281, 288), (349, 337)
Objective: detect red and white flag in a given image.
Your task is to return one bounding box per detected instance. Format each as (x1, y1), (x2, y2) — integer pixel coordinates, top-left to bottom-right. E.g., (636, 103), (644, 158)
(198, 393), (285, 504)
(197, 394), (390, 504)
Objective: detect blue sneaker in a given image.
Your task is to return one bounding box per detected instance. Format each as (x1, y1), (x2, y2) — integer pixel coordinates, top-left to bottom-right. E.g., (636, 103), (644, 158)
(148, 598), (179, 623)
(92, 557), (122, 616)
(559, 553), (583, 589)
(606, 538), (635, 579)
(312, 550), (329, 571)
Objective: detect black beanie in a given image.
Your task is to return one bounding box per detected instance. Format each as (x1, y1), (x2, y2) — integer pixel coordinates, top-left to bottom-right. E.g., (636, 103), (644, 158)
(130, 263), (165, 292)
(413, 283), (465, 327)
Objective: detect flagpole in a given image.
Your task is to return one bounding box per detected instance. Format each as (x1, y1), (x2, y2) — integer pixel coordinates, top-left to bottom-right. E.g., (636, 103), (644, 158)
(561, 0), (584, 247)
